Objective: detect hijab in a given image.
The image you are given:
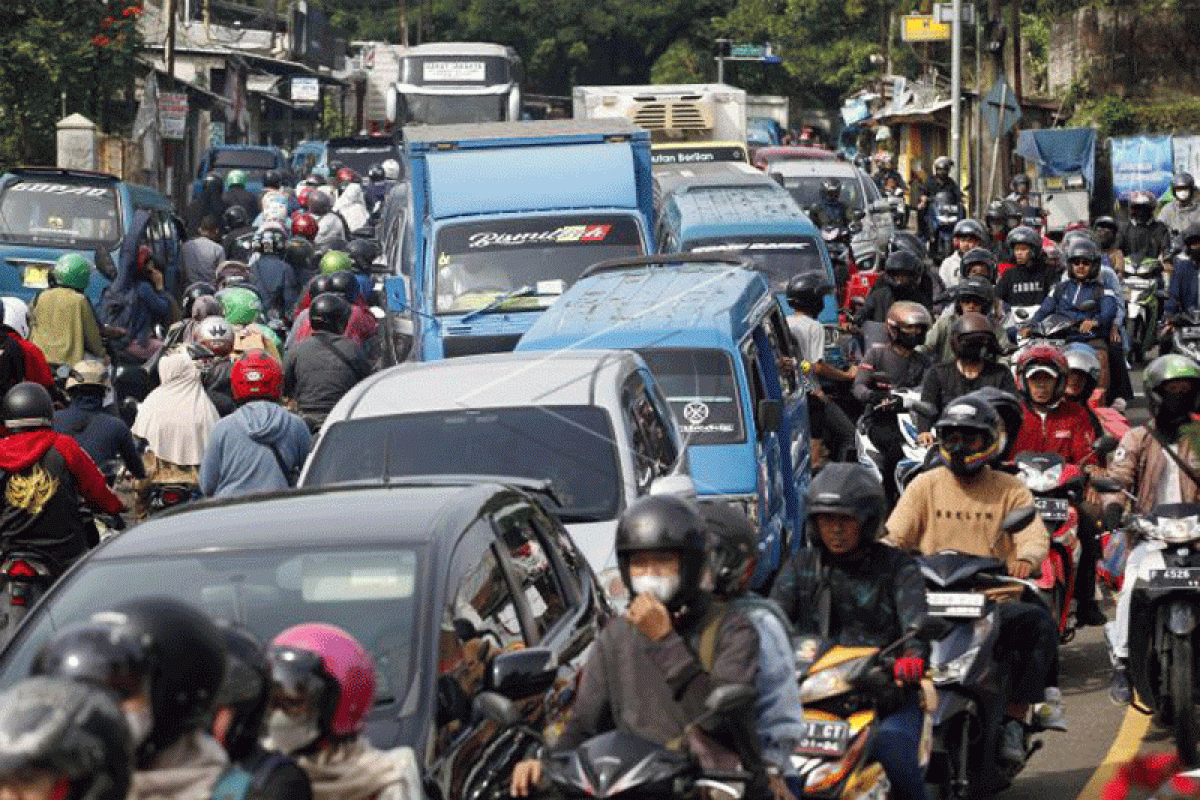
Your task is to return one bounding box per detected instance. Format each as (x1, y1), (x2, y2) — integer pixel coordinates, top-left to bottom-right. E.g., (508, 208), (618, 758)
(333, 183), (369, 233)
(132, 352), (219, 466)
(1, 298), (29, 338)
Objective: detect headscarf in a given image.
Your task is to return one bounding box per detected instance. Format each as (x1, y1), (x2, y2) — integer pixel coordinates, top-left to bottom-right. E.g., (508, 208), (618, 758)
(333, 183), (369, 233)
(1, 297), (29, 338)
(132, 352), (219, 466)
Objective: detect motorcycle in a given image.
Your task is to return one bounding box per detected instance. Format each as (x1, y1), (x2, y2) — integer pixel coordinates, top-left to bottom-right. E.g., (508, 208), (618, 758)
(855, 389), (935, 497)
(927, 192), (964, 264)
(822, 225), (858, 307)
(146, 483), (203, 516)
(1123, 257), (1163, 365)
(1169, 310), (1200, 363)
(0, 550), (59, 645)
(887, 187), (909, 230)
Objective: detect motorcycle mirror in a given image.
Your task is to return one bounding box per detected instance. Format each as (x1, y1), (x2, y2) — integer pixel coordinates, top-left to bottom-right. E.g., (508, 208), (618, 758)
(1102, 501), (1126, 531)
(1000, 505), (1037, 534)
(704, 683), (756, 717)
(94, 248), (117, 281)
(473, 691), (521, 727)
(1092, 434), (1119, 455)
(1091, 477), (1123, 494)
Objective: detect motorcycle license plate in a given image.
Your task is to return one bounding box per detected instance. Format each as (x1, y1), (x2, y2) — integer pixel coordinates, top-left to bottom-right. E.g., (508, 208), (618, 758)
(22, 266), (48, 289)
(1035, 497), (1070, 523)
(1149, 568), (1200, 589)
(796, 719), (851, 756)
(927, 591), (986, 618)
(1180, 327), (1200, 342)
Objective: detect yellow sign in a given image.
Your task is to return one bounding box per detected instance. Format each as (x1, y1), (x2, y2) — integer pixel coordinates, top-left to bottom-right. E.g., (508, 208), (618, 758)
(902, 15), (951, 41)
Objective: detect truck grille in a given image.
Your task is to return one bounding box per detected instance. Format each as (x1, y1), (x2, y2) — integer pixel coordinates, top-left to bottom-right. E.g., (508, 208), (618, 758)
(631, 100), (713, 131)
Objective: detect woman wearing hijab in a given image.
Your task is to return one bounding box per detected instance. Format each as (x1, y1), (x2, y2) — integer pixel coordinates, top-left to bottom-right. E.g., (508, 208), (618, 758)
(332, 182), (369, 234)
(131, 351), (219, 516)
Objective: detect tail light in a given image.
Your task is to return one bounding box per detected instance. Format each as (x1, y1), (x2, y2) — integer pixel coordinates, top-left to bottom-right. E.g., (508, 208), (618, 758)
(6, 560), (37, 578)
(161, 489), (183, 505)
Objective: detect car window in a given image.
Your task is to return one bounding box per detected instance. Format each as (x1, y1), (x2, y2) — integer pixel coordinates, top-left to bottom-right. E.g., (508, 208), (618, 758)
(636, 349), (746, 446)
(621, 373), (678, 493)
(764, 309), (799, 396)
(862, 171), (883, 202)
(742, 339), (768, 437)
(0, 180), (121, 249)
(492, 503), (571, 641)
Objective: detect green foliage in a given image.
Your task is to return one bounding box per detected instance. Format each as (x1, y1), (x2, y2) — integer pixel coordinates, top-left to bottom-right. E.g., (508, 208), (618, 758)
(1073, 97), (1200, 137)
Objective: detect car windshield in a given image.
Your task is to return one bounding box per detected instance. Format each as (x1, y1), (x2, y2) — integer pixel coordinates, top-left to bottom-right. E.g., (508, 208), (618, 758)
(637, 349), (745, 445)
(434, 214), (643, 314)
(327, 145), (401, 176)
(398, 93), (507, 125)
(779, 175), (863, 211)
(0, 180), (120, 249)
(686, 236), (826, 294)
(213, 150), (279, 170)
(0, 546), (423, 706)
(305, 406), (622, 521)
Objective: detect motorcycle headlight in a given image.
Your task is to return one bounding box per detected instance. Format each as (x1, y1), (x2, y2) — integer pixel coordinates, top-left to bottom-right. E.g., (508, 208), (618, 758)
(928, 646), (979, 685)
(1019, 463), (1062, 493)
(1153, 518), (1200, 544)
(799, 657), (868, 703)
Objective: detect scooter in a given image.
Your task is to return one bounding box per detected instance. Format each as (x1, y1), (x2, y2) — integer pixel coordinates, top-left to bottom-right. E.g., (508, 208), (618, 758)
(1169, 311), (1200, 363)
(1015, 451), (1083, 641)
(927, 192), (964, 263)
(0, 550), (59, 645)
(146, 483), (203, 516)
(887, 187), (909, 230)
(1124, 257), (1163, 365)
(855, 389), (934, 497)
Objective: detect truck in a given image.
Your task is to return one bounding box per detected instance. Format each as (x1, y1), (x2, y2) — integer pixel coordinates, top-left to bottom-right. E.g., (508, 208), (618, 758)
(383, 120), (655, 363)
(746, 95), (789, 147)
(572, 84), (747, 144)
(385, 42), (522, 126)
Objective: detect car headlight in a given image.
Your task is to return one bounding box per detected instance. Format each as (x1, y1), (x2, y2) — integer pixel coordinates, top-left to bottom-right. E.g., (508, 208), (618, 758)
(799, 657), (867, 703)
(928, 646), (979, 685)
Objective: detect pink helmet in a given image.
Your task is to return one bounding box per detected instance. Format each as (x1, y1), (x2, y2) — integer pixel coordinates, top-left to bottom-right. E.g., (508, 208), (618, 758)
(268, 623), (375, 737)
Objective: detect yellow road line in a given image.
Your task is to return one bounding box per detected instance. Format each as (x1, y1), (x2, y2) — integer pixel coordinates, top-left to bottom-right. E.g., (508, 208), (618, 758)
(1076, 705), (1153, 799)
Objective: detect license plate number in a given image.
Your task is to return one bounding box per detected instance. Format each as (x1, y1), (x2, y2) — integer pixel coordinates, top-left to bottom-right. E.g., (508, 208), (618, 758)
(22, 266), (48, 289)
(796, 720), (851, 756)
(927, 591), (986, 618)
(1182, 327), (1200, 341)
(1150, 568), (1200, 589)
(1035, 497), (1069, 522)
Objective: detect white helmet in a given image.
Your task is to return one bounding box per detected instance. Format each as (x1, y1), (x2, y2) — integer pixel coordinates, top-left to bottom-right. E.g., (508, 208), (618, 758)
(1, 297), (29, 339)
(193, 315), (235, 357)
(382, 159), (400, 181)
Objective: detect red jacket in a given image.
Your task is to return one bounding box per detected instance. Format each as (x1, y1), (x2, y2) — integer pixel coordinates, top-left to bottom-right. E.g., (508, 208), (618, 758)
(1012, 400), (1097, 464)
(7, 331), (52, 388)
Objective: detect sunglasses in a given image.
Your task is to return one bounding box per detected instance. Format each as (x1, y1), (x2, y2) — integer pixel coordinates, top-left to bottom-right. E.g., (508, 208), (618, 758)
(1068, 258), (1092, 266)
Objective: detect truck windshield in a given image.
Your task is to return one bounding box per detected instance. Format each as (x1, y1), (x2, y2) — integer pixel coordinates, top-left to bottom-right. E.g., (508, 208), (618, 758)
(305, 407), (622, 521)
(327, 144), (400, 175)
(0, 180), (121, 249)
(780, 175), (863, 211)
(434, 214), (643, 314)
(637, 349), (745, 446)
(687, 236), (826, 294)
(397, 93), (507, 125)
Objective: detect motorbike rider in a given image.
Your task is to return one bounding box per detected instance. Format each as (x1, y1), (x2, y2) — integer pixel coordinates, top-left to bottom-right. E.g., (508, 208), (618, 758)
(856, 251), (934, 325)
(223, 170), (260, 220)
(1103, 355), (1200, 703)
(186, 173), (227, 237)
(200, 350), (311, 498)
(263, 623), (423, 800)
(32, 596), (233, 800)
(1094, 216), (1125, 275)
(938, 219), (987, 289)
(1119, 190), (1173, 265)
(0, 299), (51, 391)
(1159, 171), (1200, 240)
(873, 152), (906, 192)
(810, 179), (852, 233)
(182, 216), (225, 288)
(0, 676), (134, 800)
(917, 312), (1016, 443)
(160, 282), (218, 353)
(852, 301), (932, 501)
(220, 287), (281, 363)
(221, 206), (257, 263)
(1063, 343), (1106, 435)
(996, 226), (1060, 326)
(53, 359), (146, 481)
(510, 495), (765, 800)
(772, 463), (931, 800)
(916, 157), (961, 239)
(283, 294), (371, 433)
(884, 396), (1063, 765)
(251, 227), (299, 321)
(0, 381), (124, 561)
(307, 191), (350, 251)
(29, 253), (107, 367)
(1164, 222), (1200, 330)
(1006, 174), (1034, 207)
(192, 315), (237, 416)
(923, 275), (1004, 363)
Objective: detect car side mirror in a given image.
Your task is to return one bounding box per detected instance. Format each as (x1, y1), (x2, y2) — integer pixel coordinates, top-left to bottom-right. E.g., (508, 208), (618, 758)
(1000, 505), (1037, 534)
(757, 398), (783, 435)
(1093, 434), (1119, 455)
(489, 647), (557, 700)
(473, 691), (521, 727)
(871, 199), (891, 213)
(649, 474), (697, 500)
(94, 249), (117, 280)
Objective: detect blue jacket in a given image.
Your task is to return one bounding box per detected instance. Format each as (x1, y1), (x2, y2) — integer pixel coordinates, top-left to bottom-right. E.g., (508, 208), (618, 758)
(1031, 276), (1118, 338)
(53, 394), (146, 479)
(199, 401), (312, 499)
(1167, 255), (1200, 317)
(735, 596), (805, 774)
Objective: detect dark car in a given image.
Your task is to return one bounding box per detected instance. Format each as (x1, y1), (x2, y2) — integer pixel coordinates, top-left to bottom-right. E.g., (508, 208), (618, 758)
(0, 480), (610, 800)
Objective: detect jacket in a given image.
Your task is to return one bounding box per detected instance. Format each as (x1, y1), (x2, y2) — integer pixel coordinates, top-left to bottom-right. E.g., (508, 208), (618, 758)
(1166, 255), (1200, 317)
(855, 280), (934, 326)
(130, 731), (229, 800)
(1106, 422), (1200, 514)
(730, 596), (804, 773)
(53, 393), (146, 479)
(918, 360), (1017, 432)
(852, 343), (929, 405)
(29, 288), (105, 365)
(1118, 219), (1172, 261)
(199, 401), (312, 498)
(1030, 276), (1118, 338)
(181, 236), (224, 287)
(283, 333), (371, 420)
(253, 254), (300, 318)
(1011, 401), (1097, 464)
(1159, 200), (1200, 238)
(996, 262), (1061, 310)
(7, 330), (52, 388)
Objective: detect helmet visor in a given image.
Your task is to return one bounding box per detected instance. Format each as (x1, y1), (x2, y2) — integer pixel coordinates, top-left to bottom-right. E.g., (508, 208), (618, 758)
(267, 647), (328, 724)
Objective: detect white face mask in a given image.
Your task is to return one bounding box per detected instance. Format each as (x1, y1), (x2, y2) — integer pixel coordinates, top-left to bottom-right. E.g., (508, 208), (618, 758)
(630, 574), (681, 605)
(263, 710), (320, 755)
(124, 707), (153, 748)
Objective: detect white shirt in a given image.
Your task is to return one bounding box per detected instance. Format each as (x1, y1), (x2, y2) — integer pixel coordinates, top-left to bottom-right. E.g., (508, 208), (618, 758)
(939, 252), (962, 289)
(1158, 456), (1184, 505)
(787, 314), (825, 364)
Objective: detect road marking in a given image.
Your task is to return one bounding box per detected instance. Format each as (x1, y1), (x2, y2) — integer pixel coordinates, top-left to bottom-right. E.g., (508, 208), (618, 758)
(1075, 705), (1153, 799)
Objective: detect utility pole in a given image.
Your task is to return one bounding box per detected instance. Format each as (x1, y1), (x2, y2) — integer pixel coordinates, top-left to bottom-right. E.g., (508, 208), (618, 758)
(950, 0), (962, 196)
(165, 0), (177, 81)
(399, 0), (409, 47)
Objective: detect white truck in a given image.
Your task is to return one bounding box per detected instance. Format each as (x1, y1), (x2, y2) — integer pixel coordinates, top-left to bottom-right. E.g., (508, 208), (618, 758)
(386, 42), (522, 126)
(572, 83), (747, 143)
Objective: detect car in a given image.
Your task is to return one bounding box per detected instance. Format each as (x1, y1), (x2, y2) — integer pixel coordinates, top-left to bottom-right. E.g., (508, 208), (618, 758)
(751, 146), (842, 171)
(300, 350), (694, 592)
(0, 480), (609, 800)
(290, 140), (326, 180)
(0, 167), (183, 303)
(192, 144), (288, 201)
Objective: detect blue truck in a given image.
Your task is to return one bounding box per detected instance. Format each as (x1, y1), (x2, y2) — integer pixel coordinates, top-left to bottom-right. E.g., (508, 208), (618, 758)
(382, 120), (654, 362)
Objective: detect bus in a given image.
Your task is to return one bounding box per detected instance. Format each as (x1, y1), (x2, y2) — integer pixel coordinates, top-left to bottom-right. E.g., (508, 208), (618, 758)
(386, 42), (522, 126)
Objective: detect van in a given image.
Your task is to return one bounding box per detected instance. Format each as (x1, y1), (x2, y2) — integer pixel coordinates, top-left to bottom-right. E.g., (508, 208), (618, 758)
(517, 254), (810, 588)
(191, 145), (287, 201)
(0, 168), (182, 303)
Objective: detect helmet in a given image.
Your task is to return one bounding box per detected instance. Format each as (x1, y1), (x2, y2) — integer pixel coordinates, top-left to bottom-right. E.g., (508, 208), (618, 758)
(53, 253), (91, 292)
(885, 231), (927, 262)
(954, 275), (995, 311)
(214, 622), (271, 760)
(320, 249), (353, 275)
(1006, 225), (1043, 264)
(1173, 171), (1196, 199)
(2, 297), (29, 339)
(1093, 215), (1119, 233)
(202, 173), (224, 194)
(1063, 342), (1101, 401)
(933, 156), (952, 176)
(307, 171), (326, 186)
(615, 495), (707, 611)
(182, 282), (217, 319)
(268, 623), (375, 744)
(231, 349), (283, 402)
(35, 598), (225, 768)
(1064, 237), (1102, 279)
(0, 677), (134, 800)
(336, 168), (356, 185)
(1001, 199), (1024, 226)
(1015, 342), (1069, 404)
(959, 247), (998, 283)
(263, 170), (282, 189)
(984, 199), (1006, 226)
(883, 249), (923, 279)
(284, 237), (316, 272)
(193, 316), (235, 357)
(1145, 354), (1200, 428)
(1129, 190), (1157, 220)
(309, 293), (352, 334)
(254, 227), (286, 255)
(346, 239), (380, 272)
(933, 395), (1002, 477)
(291, 212), (319, 240)
(885, 301), (932, 349)
(191, 296), (223, 323)
(310, 274), (334, 298)
(952, 218), (986, 243)
(307, 190), (332, 216)
(367, 164), (385, 182)
(2, 382), (53, 430)
(225, 170), (247, 188)
(950, 312), (999, 362)
(327, 271), (360, 304)
(219, 287), (262, 326)
(785, 271), (832, 313)
(296, 186), (316, 210)
(1183, 222), (1200, 249)
(821, 179), (840, 200)
(698, 501), (757, 599)
(1011, 174), (1031, 192)
(223, 205), (248, 231)
(382, 159), (400, 180)
(805, 462), (887, 546)
(66, 360), (109, 393)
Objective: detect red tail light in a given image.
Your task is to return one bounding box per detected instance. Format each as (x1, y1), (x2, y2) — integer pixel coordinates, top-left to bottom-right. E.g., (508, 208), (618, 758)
(162, 490), (183, 504)
(6, 560), (36, 578)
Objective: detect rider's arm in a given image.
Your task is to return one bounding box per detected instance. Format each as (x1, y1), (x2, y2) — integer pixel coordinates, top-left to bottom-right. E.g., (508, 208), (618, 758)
(53, 436), (123, 514)
(851, 353), (882, 404)
(118, 427), (147, 480)
(892, 553), (930, 660)
(198, 428), (222, 497)
(82, 300), (106, 358)
(1097, 291), (1119, 330)
(555, 628), (616, 751)
(1104, 427), (1144, 503)
(1028, 291), (1057, 326)
(1007, 483), (1050, 568)
(917, 369), (940, 433)
(1165, 260), (1191, 317)
(881, 471), (931, 551)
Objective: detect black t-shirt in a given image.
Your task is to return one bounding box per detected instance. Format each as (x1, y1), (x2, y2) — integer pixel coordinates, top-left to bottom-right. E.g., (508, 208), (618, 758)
(918, 360), (1018, 431)
(996, 263), (1060, 309)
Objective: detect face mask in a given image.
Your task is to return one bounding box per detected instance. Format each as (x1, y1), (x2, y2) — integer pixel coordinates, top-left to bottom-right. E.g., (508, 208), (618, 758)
(1179, 189), (1193, 203)
(629, 574), (681, 606)
(957, 340), (989, 363)
(124, 707), (153, 749)
(263, 710), (320, 755)
(894, 330), (924, 350)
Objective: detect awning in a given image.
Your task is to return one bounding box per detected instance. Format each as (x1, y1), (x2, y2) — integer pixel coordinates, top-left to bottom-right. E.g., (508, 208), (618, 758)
(1015, 127), (1098, 187)
(874, 99), (954, 125)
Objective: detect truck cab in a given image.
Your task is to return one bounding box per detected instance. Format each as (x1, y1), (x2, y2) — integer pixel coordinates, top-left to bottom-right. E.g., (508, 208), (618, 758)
(387, 42), (522, 126)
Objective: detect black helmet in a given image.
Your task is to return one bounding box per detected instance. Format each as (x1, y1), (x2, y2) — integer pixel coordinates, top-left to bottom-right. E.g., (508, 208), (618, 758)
(254, 227), (286, 255)
(1065, 237), (1102, 280)
(1093, 215), (1119, 233)
(805, 462), (887, 546)
(959, 247), (998, 283)
(615, 495), (706, 611)
(182, 282), (217, 319)
(1011, 174), (1031, 192)
(202, 173), (224, 194)
(1129, 190), (1157, 220)
(214, 622), (271, 761)
(821, 179), (841, 200)
(933, 156), (952, 176)
(223, 205), (248, 230)
(883, 249), (923, 278)
(785, 271), (833, 312)
(885, 231), (927, 262)
(2, 382), (54, 431)
(368, 164), (385, 182)
(953, 275), (996, 312)
(1001, 199), (1024, 226)
(309, 293), (352, 334)
(1174, 171), (1196, 194)
(310, 273), (335, 298)
(327, 270), (361, 303)
(698, 501), (758, 599)
(1006, 225), (1043, 258)
(1183, 222), (1200, 248)
(950, 312), (999, 362)
(962, 387), (1024, 464)
(952, 218), (986, 243)
(0, 677), (134, 800)
(283, 237), (316, 272)
(933, 395), (1001, 476)
(346, 239), (380, 273)
(35, 598), (225, 768)
(984, 199), (1007, 226)
(307, 191), (332, 216)
(264, 170), (283, 190)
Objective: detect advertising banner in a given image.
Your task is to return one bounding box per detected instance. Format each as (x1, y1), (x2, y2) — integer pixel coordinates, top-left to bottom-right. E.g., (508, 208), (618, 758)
(1111, 135), (1173, 200)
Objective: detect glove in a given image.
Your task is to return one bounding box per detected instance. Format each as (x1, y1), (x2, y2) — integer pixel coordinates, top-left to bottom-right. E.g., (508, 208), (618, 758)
(893, 657), (924, 683)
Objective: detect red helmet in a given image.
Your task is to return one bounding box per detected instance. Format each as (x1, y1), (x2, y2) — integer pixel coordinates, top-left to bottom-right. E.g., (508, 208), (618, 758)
(268, 623), (375, 738)
(231, 349), (283, 402)
(296, 186), (315, 209)
(291, 212), (318, 241)
(1015, 342), (1069, 402)
(336, 167), (356, 185)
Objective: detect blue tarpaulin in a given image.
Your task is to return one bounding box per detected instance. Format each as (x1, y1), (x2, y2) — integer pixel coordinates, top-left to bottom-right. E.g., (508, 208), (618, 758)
(1015, 127), (1098, 187)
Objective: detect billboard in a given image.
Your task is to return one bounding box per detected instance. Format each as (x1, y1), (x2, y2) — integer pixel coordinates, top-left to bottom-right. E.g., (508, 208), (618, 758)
(1110, 135), (1173, 200)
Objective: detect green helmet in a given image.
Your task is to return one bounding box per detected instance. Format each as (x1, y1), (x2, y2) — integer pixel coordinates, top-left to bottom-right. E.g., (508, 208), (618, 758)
(225, 169), (247, 188)
(1145, 354), (1200, 422)
(319, 250), (353, 275)
(219, 287), (262, 326)
(251, 322), (282, 353)
(53, 253), (91, 291)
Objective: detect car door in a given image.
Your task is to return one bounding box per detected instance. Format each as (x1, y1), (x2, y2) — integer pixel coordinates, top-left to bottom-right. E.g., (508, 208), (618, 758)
(621, 371), (682, 498)
(861, 168), (895, 249)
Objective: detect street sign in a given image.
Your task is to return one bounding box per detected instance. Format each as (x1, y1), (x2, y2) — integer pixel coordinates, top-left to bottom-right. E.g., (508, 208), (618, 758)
(157, 92), (188, 140)
(983, 77), (1021, 139)
(730, 43), (767, 58)
(934, 2), (975, 24)
(291, 76), (320, 104)
(902, 15), (951, 42)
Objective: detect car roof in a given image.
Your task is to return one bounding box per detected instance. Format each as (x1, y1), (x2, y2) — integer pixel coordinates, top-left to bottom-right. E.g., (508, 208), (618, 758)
(768, 160), (860, 179)
(755, 146), (842, 163)
(670, 186), (812, 230)
(91, 483), (511, 558)
(404, 42), (517, 58)
(330, 350), (644, 419)
(655, 162), (776, 197)
(4, 167), (121, 183)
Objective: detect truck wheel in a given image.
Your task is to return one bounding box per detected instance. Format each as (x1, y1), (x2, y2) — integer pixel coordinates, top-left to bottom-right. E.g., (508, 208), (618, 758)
(1170, 634), (1200, 766)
